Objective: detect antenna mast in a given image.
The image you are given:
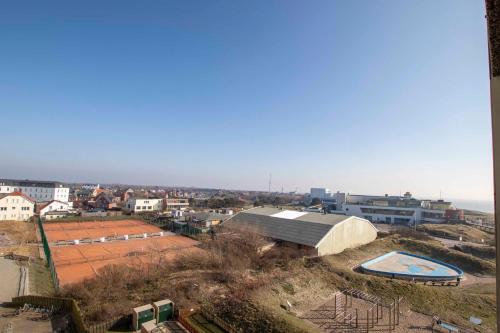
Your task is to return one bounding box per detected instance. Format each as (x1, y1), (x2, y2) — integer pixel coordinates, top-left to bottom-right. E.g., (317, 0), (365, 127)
(268, 173), (272, 193)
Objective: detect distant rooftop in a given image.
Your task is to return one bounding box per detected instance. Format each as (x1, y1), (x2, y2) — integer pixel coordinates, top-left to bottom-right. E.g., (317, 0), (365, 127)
(0, 179), (66, 188)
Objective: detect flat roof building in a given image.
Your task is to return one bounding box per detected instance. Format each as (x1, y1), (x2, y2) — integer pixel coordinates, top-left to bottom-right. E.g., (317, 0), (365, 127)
(331, 192), (453, 225)
(0, 179), (69, 203)
(224, 207), (377, 256)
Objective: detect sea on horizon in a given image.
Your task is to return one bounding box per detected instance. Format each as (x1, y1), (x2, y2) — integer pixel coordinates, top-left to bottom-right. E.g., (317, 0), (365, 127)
(451, 199), (494, 214)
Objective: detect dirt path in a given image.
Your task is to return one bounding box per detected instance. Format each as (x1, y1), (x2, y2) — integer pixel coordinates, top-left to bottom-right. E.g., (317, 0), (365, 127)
(460, 273), (496, 287)
(0, 258), (20, 303)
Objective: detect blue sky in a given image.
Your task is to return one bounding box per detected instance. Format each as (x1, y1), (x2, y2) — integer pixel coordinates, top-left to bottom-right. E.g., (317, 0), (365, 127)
(0, 1), (493, 201)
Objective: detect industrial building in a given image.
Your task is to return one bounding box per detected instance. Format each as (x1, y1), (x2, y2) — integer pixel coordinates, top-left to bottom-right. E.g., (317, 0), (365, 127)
(0, 179), (69, 202)
(225, 207), (377, 256)
(329, 192), (459, 225)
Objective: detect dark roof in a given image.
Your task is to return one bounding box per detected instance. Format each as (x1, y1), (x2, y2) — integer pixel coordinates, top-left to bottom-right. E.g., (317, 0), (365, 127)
(187, 212), (230, 222)
(0, 179), (66, 188)
(224, 207), (356, 247)
(0, 191), (36, 203)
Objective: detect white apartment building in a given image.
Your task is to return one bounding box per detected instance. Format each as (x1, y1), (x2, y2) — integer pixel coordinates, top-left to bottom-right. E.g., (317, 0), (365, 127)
(330, 192), (452, 225)
(0, 179), (69, 203)
(125, 198), (163, 213)
(0, 192), (35, 221)
(310, 188), (332, 199)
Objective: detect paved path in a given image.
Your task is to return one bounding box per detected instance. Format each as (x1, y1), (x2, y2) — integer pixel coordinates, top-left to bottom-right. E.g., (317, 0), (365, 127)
(0, 258), (20, 304)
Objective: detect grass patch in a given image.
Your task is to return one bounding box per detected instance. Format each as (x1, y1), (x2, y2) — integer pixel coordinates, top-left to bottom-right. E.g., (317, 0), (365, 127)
(281, 282), (295, 295)
(186, 313), (226, 333)
(418, 224), (494, 244)
(28, 259), (55, 296)
(0, 220), (37, 243)
(399, 238), (496, 275)
(453, 244), (496, 260)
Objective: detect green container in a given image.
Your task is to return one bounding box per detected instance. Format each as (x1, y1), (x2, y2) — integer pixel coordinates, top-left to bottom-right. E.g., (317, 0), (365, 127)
(133, 305), (155, 330)
(153, 299), (174, 323)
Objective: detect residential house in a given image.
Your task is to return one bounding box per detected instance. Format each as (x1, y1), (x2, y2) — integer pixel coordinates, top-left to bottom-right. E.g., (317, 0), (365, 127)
(125, 197), (163, 213)
(0, 192), (35, 221)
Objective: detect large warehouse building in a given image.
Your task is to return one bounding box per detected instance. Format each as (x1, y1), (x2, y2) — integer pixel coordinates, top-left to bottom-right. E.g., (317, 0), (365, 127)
(225, 207), (378, 256)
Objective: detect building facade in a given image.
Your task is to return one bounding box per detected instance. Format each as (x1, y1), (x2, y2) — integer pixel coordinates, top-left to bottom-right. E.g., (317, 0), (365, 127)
(0, 192), (35, 221)
(330, 192), (454, 225)
(165, 198), (190, 210)
(125, 198), (163, 213)
(39, 200), (71, 217)
(310, 188), (332, 199)
(0, 179), (69, 203)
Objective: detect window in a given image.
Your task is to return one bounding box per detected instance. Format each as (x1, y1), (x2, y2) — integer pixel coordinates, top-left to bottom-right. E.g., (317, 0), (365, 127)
(148, 206), (152, 209)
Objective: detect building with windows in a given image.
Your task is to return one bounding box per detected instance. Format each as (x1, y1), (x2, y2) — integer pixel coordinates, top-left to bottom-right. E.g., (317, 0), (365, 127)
(310, 188), (332, 199)
(125, 197), (163, 213)
(38, 200), (72, 217)
(330, 192), (454, 225)
(165, 198), (190, 210)
(0, 192), (35, 221)
(0, 179), (69, 203)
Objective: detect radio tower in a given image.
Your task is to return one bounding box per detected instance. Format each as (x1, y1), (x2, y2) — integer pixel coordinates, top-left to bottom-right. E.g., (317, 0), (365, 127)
(268, 173), (272, 193)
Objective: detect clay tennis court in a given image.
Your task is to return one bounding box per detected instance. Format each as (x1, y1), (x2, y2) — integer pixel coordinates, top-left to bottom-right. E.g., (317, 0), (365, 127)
(43, 219), (162, 242)
(51, 235), (200, 286)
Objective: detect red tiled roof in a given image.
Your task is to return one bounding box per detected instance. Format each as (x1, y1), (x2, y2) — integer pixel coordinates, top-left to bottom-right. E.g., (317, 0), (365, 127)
(4, 191), (35, 203)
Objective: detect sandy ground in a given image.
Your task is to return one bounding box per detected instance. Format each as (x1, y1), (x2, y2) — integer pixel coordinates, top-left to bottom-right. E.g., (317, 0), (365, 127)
(0, 306), (71, 333)
(0, 307), (52, 333)
(460, 273), (496, 287)
(0, 258), (20, 304)
(302, 293), (435, 333)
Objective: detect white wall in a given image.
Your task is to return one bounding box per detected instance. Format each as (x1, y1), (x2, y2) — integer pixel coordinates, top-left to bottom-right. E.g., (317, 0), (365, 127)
(126, 198), (163, 212)
(316, 217), (378, 256)
(0, 185), (69, 202)
(40, 201), (70, 216)
(0, 195), (35, 221)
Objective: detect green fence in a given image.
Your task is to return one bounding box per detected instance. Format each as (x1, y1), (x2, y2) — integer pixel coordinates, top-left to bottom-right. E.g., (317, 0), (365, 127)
(37, 217), (59, 290)
(11, 295), (130, 333)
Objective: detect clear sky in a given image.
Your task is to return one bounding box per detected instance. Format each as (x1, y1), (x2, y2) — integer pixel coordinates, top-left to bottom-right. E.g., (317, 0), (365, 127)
(0, 1), (493, 201)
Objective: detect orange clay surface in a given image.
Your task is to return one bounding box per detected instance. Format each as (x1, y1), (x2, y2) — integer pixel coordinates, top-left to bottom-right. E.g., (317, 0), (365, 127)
(51, 235), (200, 286)
(43, 220), (162, 242)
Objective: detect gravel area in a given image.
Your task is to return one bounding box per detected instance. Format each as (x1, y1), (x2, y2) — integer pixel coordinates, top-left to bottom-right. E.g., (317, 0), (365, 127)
(0, 258), (20, 303)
